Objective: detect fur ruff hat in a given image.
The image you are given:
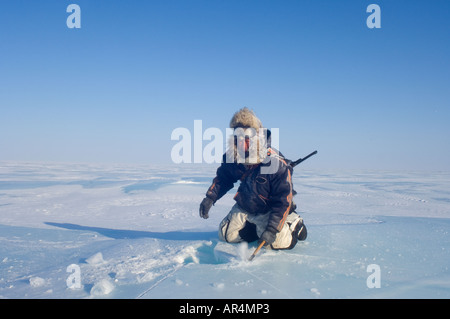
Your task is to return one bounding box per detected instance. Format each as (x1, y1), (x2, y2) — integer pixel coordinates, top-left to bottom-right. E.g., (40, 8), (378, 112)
(229, 107), (263, 130)
(226, 107), (267, 165)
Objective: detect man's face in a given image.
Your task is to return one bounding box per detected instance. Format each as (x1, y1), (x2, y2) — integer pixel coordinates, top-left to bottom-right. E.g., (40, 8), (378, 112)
(234, 127), (256, 152)
(237, 136), (250, 152)
(234, 127), (258, 161)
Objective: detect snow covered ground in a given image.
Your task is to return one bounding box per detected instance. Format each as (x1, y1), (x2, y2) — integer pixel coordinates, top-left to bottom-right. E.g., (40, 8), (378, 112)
(0, 161), (449, 299)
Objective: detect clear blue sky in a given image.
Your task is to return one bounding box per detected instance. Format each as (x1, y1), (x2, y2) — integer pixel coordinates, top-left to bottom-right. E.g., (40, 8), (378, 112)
(1, 0), (449, 170)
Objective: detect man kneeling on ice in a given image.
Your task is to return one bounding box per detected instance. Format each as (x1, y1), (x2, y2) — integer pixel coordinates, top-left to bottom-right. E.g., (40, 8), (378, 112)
(199, 107), (307, 250)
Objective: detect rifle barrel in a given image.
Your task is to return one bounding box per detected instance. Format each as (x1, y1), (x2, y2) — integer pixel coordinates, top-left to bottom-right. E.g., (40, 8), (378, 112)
(291, 150), (317, 167)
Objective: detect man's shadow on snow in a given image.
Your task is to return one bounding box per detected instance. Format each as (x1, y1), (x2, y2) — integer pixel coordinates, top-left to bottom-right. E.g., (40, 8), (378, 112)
(44, 222), (218, 241)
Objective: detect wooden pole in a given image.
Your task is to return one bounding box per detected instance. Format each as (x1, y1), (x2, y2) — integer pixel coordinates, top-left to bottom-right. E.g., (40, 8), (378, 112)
(248, 241), (265, 261)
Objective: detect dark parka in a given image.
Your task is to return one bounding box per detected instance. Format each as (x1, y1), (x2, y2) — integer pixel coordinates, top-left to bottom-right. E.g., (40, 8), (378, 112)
(205, 148), (294, 237)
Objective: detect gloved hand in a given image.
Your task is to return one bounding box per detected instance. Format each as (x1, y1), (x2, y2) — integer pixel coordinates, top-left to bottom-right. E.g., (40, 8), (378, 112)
(199, 197), (214, 219)
(259, 229), (276, 246)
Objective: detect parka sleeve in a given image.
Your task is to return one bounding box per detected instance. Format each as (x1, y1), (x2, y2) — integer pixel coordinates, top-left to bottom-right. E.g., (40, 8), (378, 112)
(266, 164), (293, 233)
(205, 157), (242, 203)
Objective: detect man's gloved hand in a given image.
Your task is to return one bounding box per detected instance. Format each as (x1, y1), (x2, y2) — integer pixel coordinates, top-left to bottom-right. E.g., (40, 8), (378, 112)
(259, 229), (277, 246)
(199, 197), (214, 219)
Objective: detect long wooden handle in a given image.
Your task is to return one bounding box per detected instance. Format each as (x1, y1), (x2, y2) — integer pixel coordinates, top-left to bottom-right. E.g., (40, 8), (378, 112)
(248, 241), (265, 261)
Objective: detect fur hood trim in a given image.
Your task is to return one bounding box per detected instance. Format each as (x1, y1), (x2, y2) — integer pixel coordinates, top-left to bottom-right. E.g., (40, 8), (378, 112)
(226, 108), (267, 165)
(229, 107), (262, 130)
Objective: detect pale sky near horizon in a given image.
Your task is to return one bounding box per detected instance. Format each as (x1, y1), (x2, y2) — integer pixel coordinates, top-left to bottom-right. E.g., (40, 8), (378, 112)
(1, 1), (449, 170)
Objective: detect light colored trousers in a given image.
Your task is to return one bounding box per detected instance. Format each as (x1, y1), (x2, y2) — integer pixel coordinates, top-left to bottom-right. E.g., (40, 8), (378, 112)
(218, 204), (302, 249)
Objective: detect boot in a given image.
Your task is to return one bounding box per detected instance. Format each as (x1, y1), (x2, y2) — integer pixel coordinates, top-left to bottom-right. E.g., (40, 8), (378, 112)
(294, 220), (307, 241)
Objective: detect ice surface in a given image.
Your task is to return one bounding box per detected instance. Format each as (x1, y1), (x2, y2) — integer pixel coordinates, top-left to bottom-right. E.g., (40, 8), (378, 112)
(85, 252), (105, 265)
(0, 162), (449, 298)
(90, 279), (115, 297)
